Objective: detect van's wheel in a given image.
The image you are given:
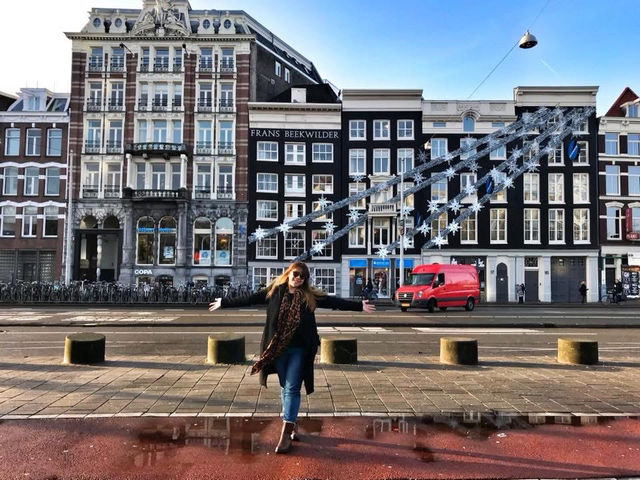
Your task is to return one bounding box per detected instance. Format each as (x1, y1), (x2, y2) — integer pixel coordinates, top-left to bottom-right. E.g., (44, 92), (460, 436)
(465, 297), (475, 311)
(427, 299), (436, 313)
(439, 307), (448, 312)
(400, 307), (408, 312)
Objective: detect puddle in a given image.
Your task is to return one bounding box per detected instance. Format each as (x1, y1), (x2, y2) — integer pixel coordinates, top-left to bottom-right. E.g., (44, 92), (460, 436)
(0, 414), (638, 479)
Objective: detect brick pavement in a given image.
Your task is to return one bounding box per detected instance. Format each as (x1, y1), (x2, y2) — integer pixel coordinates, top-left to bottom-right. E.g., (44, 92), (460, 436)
(1, 352), (639, 419)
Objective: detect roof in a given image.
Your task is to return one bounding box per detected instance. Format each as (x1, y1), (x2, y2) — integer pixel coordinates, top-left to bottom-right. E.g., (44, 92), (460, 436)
(269, 84), (340, 103)
(604, 87), (639, 117)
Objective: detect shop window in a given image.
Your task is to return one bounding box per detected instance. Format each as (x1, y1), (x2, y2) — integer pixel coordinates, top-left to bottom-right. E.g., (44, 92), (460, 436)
(136, 217), (155, 265)
(158, 217), (177, 265)
(193, 217), (212, 265)
(215, 217), (233, 266)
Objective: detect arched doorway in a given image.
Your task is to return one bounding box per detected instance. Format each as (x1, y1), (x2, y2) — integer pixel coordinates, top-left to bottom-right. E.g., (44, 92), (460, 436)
(495, 263), (509, 303)
(75, 215), (122, 282)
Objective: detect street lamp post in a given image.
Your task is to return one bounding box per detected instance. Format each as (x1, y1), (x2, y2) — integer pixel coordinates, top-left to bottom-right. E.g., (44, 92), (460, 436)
(399, 168), (405, 287)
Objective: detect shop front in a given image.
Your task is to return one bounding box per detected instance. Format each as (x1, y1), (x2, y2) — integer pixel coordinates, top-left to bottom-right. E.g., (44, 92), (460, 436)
(348, 259), (367, 297)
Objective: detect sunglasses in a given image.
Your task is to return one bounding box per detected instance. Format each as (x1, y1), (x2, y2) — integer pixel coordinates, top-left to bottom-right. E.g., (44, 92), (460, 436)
(291, 271), (305, 279)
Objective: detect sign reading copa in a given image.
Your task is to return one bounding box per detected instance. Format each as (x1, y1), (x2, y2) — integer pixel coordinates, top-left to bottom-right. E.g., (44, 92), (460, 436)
(250, 129), (339, 139)
(134, 269), (153, 275)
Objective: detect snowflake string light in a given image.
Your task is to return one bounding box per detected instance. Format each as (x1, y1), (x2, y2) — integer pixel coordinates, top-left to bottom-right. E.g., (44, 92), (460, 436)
(468, 161), (479, 173)
(445, 167), (456, 179)
(428, 200), (440, 213)
(323, 221), (336, 234)
(277, 222), (292, 234)
(347, 209), (361, 222)
(417, 222), (431, 236)
(417, 150), (428, 163)
(433, 235), (446, 248)
(470, 201), (483, 213)
(412, 171), (424, 183)
(447, 221), (460, 234)
(401, 236), (412, 248)
(376, 247), (389, 259)
(448, 199), (461, 214)
(351, 174), (365, 182)
(525, 160), (539, 172)
(311, 242), (326, 255)
(510, 148), (522, 159)
(503, 177), (515, 189)
(490, 167), (502, 180)
(316, 196), (330, 209)
(400, 205), (414, 217)
(507, 160), (519, 174)
(252, 226), (267, 241)
(464, 184), (476, 196)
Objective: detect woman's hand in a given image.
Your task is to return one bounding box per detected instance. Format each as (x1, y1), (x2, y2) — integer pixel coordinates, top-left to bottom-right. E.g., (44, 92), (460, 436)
(362, 300), (376, 313)
(208, 298), (222, 311)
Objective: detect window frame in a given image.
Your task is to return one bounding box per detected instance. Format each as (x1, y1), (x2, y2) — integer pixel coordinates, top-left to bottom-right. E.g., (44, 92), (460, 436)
(284, 143), (306, 166)
(548, 173), (565, 204)
(312, 143), (333, 163)
(605, 164), (620, 196)
(572, 173), (589, 204)
(548, 208), (565, 244)
(284, 230), (305, 259)
(523, 208), (540, 244)
(489, 208), (507, 244)
(348, 149), (366, 175)
(372, 148), (390, 175)
(46, 128), (62, 156)
(284, 173), (306, 197)
(257, 141), (278, 162)
(397, 119), (414, 140)
(256, 172), (278, 193)
(573, 208), (590, 244)
(349, 120), (366, 140)
(256, 199), (278, 221)
(373, 120), (390, 140)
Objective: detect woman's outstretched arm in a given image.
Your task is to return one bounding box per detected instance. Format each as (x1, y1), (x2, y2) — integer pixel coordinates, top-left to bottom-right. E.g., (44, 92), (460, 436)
(208, 288), (267, 311)
(316, 295), (376, 313)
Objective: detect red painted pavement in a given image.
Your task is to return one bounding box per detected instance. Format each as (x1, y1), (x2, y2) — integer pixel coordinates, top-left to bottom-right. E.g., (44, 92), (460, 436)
(0, 416), (638, 479)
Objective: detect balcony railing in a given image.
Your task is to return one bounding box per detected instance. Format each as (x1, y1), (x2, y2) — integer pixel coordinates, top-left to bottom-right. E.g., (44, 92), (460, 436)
(193, 188), (211, 199)
(195, 141), (212, 155)
(107, 100), (124, 112)
(137, 98), (149, 111)
(173, 63), (182, 72)
(125, 142), (188, 155)
(105, 141), (123, 154)
(216, 187), (233, 199)
(123, 188), (188, 200)
(152, 100), (168, 111)
(87, 56), (103, 72)
(86, 99), (102, 112)
(153, 61), (170, 72)
(82, 187), (99, 198)
(172, 99), (182, 111)
(103, 185), (121, 198)
(217, 142), (234, 155)
(84, 141), (101, 154)
(368, 203), (397, 215)
(219, 59), (235, 72)
(197, 100), (213, 112)
(219, 99), (234, 111)
(139, 63), (150, 72)
(199, 59), (213, 72)
(109, 59), (125, 72)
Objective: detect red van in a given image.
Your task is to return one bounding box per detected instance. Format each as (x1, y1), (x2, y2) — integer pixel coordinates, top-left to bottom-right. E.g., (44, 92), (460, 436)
(394, 263), (480, 312)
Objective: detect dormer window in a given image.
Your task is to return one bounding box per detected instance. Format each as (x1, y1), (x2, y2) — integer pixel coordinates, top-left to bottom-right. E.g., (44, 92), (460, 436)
(628, 103), (639, 118)
(463, 115), (475, 132)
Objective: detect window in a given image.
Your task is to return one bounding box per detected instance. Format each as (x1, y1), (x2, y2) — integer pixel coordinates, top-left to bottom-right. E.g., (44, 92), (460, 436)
(135, 163), (145, 190)
(460, 137), (476, 160)
(460, 173), (477, 203)
(633, 207), (640, 234)
(24, 167), (39, 195)
(349, 183), (366, 209)
(548, 143), (563, 165)
(256, 236), (277, 258)
(397, 148), (414, 174)
(107, 120), (123, 152)
(490, 140), (506, 159)
(573, 209), (589, 243)
(26, 129), (41, 156)
(138, 120), (148, 143)
(196, 120), (212, 153)
(372, 218), (390, 246)
(490, 209), (507, 243)
(3, 167), (18, 195)
(86, 120), (102, 151)
(194, 163), (212, 198)
(349, 149), (366, 175)
(373, 149), (390, 175)
(549, 209), (565, 243)
(628, 104), (639, 118)
(45, 167), (60, 196)
(193, 217), (211, 266)
(198, 82), (213, 109)
(218, 121), (233, 149)
(629, 166), (640, 196)
(431, 213), (447, 242)
(400, 217), (414, 247)
(137, 217), (155, 265)
(47, 129), (62, 156)
(284, 202), (305, 221)
(83, 163), (100, 196)
(312, 201), (333, 222)
(140, 47), (150, 70)
(312, 143), (333, 163)
(257, 173), (278, 192)
(524, 208), (540, 243)
(104, 163), (121, 197)
(214, 218), (233, 266)
(0, 206), (16, 237)
(172, 120), (182, 143)
(628, 134), (640, 156)
(153, 120), (167, 142)
(22, 207), (38, 237)
(312, 267), (335, 294)
(275, 61), (281, 76)
(257, 142), (278, 162)
(216, 164), (233, 198)
(431, 138), (447, 159)
(285, 143), (305, 165)
(219, 84), (233, 107)
(284, 68), (290, 83)
(605, 133), (618, 155)
(43, 206), (58, 237)
(154, 47), (169, 71)
(548, 173), (564, 203)
(431, 173), (447, 202)
(150, 163), (166, 190)
(573, 173), (589, 203)
(311, 231), (333, 258)
(373, 120), (390, 140)
(460, 210), (477, 244)
(257, 200), (278, 221)
(220, 47), (234, 69)
(606, 206), (622, 240)
(284, 174), (305, 196)
(5, 128), (19, 155)
(349, 120), (365, 140)
(252, 267), (283, 290)
(463, 116), (475, 132)
(348, 222), (365, 247)
(171, 163), (181, 190)
(173, 47), (182, 71)
(370, 180), (391, 204)
(397, 120), (414, 139)
(605, 165), (620, 195)
(491, 171), (507, 202)
(575, 141), (588, 164)
(109, 82), (124, 108)
(312, 174), (333, 194)
(284, 230), (305, 258)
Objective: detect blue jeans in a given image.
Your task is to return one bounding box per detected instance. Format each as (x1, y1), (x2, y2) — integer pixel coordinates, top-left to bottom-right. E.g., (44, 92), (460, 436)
(274, 346), (305, 423)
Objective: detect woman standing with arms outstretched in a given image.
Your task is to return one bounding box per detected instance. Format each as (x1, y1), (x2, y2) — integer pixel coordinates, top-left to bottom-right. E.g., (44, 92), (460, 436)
(209, 261), (375, 454)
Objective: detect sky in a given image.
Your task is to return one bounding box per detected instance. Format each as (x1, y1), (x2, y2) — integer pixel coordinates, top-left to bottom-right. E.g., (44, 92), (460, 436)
(1, 0), (638, 114)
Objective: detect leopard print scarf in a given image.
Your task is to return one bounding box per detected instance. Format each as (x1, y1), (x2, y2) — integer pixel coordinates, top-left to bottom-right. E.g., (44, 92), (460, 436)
(251, 288), (303, 375)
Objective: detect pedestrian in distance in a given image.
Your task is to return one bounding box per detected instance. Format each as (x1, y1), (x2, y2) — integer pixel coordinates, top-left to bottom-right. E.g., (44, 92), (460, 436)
(615, 279), (623, 303)
(579, 281), (588, 304)
(364, 278), (374, 300)
(516, 283), (525, 304)
(208, 261), (375, 454)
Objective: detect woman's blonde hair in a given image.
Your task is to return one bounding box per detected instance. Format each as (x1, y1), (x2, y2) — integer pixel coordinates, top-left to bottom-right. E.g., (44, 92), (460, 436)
(265, 261), (326, 311)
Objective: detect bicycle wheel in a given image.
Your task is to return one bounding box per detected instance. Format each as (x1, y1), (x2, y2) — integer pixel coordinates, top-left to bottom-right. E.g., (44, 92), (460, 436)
(600, 294), (610, 304)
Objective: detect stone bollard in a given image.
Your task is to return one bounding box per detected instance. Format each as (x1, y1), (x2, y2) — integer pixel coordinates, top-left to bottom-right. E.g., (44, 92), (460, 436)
(557, 338), (598, 365)
(63, 333), (106, 364)
(320, 337), (357, 364)
(207, 334), (245, 364)
(440, 337), (478, 365)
